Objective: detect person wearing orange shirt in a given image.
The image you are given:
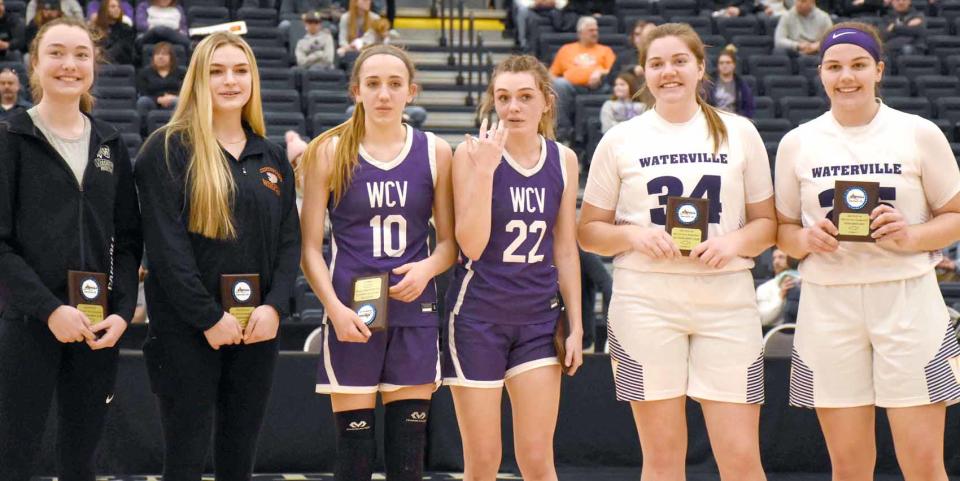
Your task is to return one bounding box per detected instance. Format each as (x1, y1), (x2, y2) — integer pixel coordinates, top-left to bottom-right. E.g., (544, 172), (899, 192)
(549, 15), (615, 144)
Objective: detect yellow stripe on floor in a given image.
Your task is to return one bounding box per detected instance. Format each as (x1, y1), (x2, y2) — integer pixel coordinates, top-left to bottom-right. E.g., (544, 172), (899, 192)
(394, 17), (503, 31)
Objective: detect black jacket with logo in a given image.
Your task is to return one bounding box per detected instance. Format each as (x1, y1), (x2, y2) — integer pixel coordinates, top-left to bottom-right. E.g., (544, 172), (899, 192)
(0, 110), (142, 323)
(134, 127), (301, 334)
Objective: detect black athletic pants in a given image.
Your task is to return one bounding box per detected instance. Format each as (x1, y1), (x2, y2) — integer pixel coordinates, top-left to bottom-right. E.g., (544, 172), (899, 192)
(0, 315), (119, 481)
(143, 329), (279, 481)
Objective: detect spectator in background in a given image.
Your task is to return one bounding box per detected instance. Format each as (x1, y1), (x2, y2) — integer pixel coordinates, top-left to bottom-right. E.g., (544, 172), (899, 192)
(706, 45), (755, 117)
(837, 0), (885, 16)
(565, 0), (615, 15)
(712, 0), (750, 17)
(93, 0), (136, 65)
(135, 0), (190, 50)
(25, 0), (81, 23)
(608, 18), (655, 87)
(136, 42), (182, 120)
(513, 0), (567, 52)
(884, 0), (926, 55)
(295, 10), (335, 69)
(756, 0), (793, 17)
(936, 243), (960, 282)
(774, 0), (833, 55)
(600, 72), (645, 133)
(0, 68), (30, 120)
(755, 248), (800, 326)
(337, 0), (379, 58)
(0, 0), (24, 61)
(25, 0), (63, 52)
(87, 0), (133, 24)
(550, 15), (615, 143)
(358, 17), (399, 47)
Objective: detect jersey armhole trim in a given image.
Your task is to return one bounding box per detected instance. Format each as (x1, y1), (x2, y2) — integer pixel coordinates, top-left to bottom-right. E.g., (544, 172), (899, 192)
(426, 131), (438, 188)
(558, 142), (569, 191)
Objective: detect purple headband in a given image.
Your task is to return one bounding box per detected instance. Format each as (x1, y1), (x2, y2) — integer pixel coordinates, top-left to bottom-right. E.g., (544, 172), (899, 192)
(819, 28), (881, 62)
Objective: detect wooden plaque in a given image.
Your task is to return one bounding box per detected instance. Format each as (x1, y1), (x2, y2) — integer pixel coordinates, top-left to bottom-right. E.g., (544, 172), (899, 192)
(220, 274), (261, 329)
(832, 180), (880, 242)
(68, 270), (108, 324)
(666, 196), (710, 256)
(351, 273), (389, 331)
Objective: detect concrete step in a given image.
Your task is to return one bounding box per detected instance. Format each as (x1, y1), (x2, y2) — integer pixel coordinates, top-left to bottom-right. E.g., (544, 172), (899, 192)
(397, 6), (506, 20)
(409, 50), (510, 67)
(404, 32), (513, 50)
(412, 91), (472, 107)
(423, 111), (478, 129)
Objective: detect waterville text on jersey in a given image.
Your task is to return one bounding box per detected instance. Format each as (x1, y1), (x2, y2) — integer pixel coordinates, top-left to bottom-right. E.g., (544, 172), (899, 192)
(637, 153), (728, 168)
(811, 162), (902, 178)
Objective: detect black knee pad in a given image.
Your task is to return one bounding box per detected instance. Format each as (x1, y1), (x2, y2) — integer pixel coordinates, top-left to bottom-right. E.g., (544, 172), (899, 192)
(384, 399), (430, 481)
(334, 408), (376, 481)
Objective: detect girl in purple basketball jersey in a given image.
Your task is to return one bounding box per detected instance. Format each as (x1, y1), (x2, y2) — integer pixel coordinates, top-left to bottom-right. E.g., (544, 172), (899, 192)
(299, 45), (456, 481)
(443, 55), (583, 480)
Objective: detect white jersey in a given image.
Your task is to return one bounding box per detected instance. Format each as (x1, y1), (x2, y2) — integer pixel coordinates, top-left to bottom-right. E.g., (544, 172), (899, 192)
(583, 107), (773, 275)
(775, 102), (960, 286)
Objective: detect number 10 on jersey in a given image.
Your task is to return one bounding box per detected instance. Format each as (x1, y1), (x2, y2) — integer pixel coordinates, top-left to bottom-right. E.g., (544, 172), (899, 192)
(370, 215), (407, 257)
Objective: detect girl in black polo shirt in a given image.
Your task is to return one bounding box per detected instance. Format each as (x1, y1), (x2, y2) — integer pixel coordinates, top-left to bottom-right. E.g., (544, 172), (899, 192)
(135, 32), (300, 480)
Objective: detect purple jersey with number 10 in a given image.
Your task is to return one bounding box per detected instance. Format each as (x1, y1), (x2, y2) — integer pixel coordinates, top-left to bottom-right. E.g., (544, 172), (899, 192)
(327, 127), (439, 327)
(446, 137), (565, 325)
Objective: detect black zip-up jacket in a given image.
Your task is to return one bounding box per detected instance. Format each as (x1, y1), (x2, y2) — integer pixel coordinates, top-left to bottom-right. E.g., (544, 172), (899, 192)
(0, 110), (142, 323)
(134, 127), (301, 334)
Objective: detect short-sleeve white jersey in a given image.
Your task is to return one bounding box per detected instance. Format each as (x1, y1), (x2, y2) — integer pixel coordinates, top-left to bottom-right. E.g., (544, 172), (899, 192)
(583, 107), (773, 275)
(775, 102), (960, 285)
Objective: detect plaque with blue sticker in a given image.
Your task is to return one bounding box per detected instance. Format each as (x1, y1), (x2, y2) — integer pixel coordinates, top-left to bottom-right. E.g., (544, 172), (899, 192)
(666, 196), (709, 256)
(220, 274), (261, 329)
(833, 180), (879, 242)
(351, 273), (389, 331)
(68, 270), (108, 324)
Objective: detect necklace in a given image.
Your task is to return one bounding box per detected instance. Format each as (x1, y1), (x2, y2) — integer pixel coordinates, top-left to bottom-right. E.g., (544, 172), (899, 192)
(218, 136), (246, 144)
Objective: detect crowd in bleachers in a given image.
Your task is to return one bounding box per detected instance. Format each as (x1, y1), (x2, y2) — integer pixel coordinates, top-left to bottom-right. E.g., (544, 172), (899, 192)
(0, 0), (412, 163)
(500, 0), (960, 165)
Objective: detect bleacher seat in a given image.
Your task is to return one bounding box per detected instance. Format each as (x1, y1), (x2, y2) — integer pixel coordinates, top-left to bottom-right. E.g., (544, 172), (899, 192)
(672, 16), (713, 37)
(753, 118), (793, 144)
(236, 7), (279, 27)
(305, 90), (351, 120)
(259, 68), (297, 90)
(935, 97), (960, 123)
(96, 64), (136, 88)
(716, 16), (760, 42)
(301, 68), (347, 92)
(187, 6), (230, 27)
(731, 35), (773, 58)
(880, 75), (912, 97)
(659, 0), (699, 19)
(914, 75), (960, 99)
(945, 55), (960, 76)
(5, 0), (24, 17)
(760, 15), (779, 35)
(264, 112), (306, 142)
(740, 74), (758, 96)
(701, 34), (727, 59)
(616, 0), (657, 19)
(746, 54), (793, 78)
(779, 96), (827, 125)
(885, 96), (933, 117)
(311, 112), (349, 136)
(796, 55), (819, 81)
(93, 86), (136, 110)
(762, 75), (809, 99)
(753, 96), (776, 119)
(596, 15), (619, 34)
(261, 89), (301, 113)
(929, 35), (960, 60)
(93, 109), (141, 135)
(926, 17), (950, 36)
(245, 27), (284, 49)
(574, 94), (607, 144)
(895, 55), (942, 77)
(538, 32), (576, 64)
(186, 0), (228, 7)
(940, 0), (960, 21)
(251, 46), (289, 69)
(121, 132), (143, 160)
(764, 141), (778, 172)
(146, 110), (172, 135)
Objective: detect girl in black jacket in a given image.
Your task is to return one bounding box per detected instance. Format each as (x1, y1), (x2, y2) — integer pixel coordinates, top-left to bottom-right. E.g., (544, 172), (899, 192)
(134, 31), (300, 480)
(0, 17), (141, 480)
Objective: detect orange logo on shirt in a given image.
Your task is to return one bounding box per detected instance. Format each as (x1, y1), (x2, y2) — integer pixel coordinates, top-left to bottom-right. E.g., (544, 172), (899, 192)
(259, 166), (283, 196)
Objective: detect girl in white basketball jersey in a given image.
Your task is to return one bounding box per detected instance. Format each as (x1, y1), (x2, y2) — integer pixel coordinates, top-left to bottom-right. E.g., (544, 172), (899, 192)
(776, 22), (960, 481)
(579, 23), (775, 481)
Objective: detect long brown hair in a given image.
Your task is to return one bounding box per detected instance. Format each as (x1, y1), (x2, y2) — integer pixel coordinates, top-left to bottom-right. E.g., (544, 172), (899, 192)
(28, 17), (97, 113)
(346, 0), (372, 43)
(638, 23), (728, 153)
(299, 44), (416, 204)
(479, 54), (556, 139)
(161, 32), (266, 240)
(93, 0), (121, 32)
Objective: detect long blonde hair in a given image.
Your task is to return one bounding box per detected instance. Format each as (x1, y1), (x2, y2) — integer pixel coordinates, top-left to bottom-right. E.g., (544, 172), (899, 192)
(347, 0), (372, 43)
(162, 32), (265, 240)
(638, 23), (728, 153)
(479, 54), (556, 139)
(299, 44), (415, 204)
(29, 17), (98, 113)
